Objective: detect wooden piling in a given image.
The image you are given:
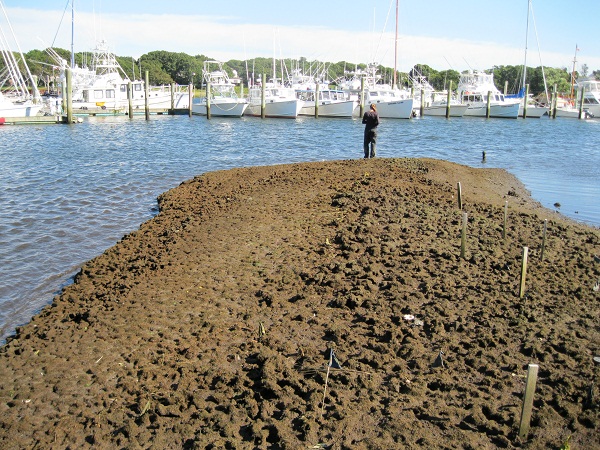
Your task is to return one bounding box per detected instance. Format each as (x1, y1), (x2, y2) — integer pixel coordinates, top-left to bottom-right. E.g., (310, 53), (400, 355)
(519, 247), (529, 298)
(144, 71), (150, 120)
(261, 73), (266, 119)
(518, 364), (539, 440)
(65, 68), (73, 124)
(445, 81), (452, 118)
(170, 82), (175, 110)
(578, 87), (585, 119)
(206, 81), (211, 120)
(128, 81), (133, 118)
(522, 84), (529, 119)
(486, 91), (491, 118)
(315, 81), (319, 119)
(359, 77), (365, 118)
(188, 84), (193, 117)
(420, 88), (425, 117)
(552, 84), (558, 119)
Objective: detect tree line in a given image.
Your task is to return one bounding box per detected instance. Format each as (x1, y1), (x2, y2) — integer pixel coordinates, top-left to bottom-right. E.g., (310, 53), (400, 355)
(7, 47), (600, 97)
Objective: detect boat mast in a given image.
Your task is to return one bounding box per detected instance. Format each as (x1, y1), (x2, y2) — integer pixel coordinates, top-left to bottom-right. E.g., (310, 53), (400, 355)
(521, 0), (530, 93)
(570, 44), (578, 100)
(70, 0), (75, 68)
(393, 0), (398, 89)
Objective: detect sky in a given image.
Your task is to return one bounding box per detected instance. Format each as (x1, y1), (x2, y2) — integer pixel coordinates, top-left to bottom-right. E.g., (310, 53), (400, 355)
(2, 0), (599, 75)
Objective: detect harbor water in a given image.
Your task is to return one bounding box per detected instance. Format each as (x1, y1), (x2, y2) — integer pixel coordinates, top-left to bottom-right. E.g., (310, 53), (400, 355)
(1, 115), (599, 343)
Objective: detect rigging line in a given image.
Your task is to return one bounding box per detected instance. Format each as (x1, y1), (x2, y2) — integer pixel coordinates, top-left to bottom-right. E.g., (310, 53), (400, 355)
(51, 0), (71, 48)
(530, 1), (549, 103)
(0, 0), (39, 99)
(373, 0), (395, 64)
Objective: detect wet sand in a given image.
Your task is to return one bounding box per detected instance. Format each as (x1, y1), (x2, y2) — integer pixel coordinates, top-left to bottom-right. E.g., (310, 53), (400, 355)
(1, 158), (599, 449)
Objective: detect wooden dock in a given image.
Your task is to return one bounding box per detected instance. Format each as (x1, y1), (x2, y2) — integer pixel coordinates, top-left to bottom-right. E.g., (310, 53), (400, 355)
(0, 109), (191, 125)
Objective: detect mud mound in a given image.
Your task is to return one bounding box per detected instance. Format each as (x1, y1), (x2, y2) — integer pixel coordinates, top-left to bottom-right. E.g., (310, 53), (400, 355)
(1, 158), (598, 449)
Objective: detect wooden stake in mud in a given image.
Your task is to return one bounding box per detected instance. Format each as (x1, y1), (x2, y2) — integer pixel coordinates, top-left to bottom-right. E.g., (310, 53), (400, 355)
(519, 247), (529, 298)
(503, 201), (508, 239)
(461, 212), (468, 260)
(457, 182), (463, 210)
(540, 220), (548, 261)
(518, 363), (539, 440)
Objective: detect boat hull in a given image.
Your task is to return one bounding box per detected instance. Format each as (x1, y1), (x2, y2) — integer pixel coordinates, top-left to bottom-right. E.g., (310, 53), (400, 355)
(0, 102), (43, 118)
(463, 102), (520, 119)
(423, 103), (469, 117)
(245, 99), (303, 118)
(299, 100), (357, 118)
(192, 99), (248, 117)
(368, 98), (414, 119)
(518, 105), (549, 118)
(555, 107), (594, 119)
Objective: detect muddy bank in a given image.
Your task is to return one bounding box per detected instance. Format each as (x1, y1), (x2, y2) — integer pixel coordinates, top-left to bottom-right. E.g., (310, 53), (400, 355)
(1, 158), (599, 449)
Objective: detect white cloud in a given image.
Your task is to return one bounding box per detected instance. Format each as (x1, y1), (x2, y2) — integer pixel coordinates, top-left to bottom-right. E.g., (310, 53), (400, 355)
(6, 7), (600, 74)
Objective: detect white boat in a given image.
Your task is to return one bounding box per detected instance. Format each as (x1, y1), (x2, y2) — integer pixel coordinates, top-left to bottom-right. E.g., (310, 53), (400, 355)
(192, 61), (247, 117)
(0, 1), (43, 118)
(339, 63), (414, 119)
(411, 74), (468, 117)
(554, 47), (596, 119)
(47, 40), (189, 114)
(458, 71), (520, 119)
(578, 79), (600, 118)
(245, 81), (303, 118)
(290, 70), (357, 118)
(0, 93), (42, 118)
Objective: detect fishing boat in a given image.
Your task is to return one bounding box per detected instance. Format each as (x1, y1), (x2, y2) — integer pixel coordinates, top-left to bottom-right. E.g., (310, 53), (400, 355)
(458, 70), (520, 119)
(578, 79), (600, 117)
(555, 46), (594, 119)
(192, 61), (247, 117)
(46, 41), (189, 114)
(411, 74), (468, 117)
(290, 70), (357, 118)
(245, 82), (303, 118)
(0, 0), (43, 118)
(339, 63), (414, 119)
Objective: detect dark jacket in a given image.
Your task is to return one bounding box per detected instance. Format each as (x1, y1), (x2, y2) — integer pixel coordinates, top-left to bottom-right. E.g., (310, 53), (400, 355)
(362, 109), (380, 131)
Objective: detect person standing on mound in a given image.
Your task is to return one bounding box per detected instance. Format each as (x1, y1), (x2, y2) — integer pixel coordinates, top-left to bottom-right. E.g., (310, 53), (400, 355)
(362, 103), (379, 158)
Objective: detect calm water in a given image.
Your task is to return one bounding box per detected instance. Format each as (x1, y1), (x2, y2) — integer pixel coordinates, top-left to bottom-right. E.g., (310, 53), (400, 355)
(1, 114), (599, 342)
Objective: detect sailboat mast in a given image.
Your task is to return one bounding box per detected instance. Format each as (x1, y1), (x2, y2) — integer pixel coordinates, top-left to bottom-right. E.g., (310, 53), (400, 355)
(70, 0), (75, 68)
(521, 0), (530, 91)
(393, 0), (398, 89)
(570, 45), (578, 99)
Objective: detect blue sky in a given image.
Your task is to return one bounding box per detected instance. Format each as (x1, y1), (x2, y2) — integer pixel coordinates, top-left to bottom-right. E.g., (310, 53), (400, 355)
(2, 0), (599, 73)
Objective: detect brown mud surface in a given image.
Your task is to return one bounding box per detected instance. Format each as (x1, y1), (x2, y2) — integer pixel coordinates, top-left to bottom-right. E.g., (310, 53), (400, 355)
(1, 158), (599, 449)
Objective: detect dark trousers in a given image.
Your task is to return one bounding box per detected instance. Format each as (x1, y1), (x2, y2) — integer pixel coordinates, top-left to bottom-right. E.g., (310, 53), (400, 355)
(364, 128), (377, 158)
